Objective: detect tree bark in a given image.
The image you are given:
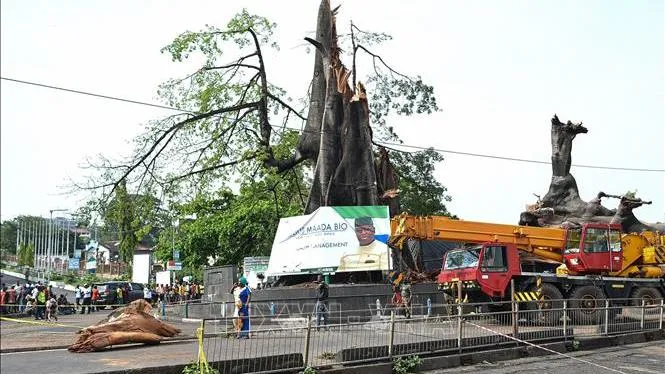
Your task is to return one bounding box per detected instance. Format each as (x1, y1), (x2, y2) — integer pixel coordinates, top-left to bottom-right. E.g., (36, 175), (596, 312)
(376, 147), (400, 216)
(303, 1), (383, 213)
(296, 0), (332, 162)
(540, 115), (588, 219)
(519, 115), (660, 234)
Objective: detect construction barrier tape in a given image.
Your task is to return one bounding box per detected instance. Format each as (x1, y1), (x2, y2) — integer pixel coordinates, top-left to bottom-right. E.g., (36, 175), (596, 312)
(0, 316), (86, 329)
(196, 322), (212, 374)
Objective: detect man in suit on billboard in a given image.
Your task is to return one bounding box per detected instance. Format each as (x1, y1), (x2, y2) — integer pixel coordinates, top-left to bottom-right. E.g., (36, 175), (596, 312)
(338, 217), (389, 271)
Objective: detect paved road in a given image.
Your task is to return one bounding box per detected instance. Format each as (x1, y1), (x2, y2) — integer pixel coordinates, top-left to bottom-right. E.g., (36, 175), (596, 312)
(426, 341), (665, 374)
(0, 340), (199, 374)
(1, 309), (199, 351)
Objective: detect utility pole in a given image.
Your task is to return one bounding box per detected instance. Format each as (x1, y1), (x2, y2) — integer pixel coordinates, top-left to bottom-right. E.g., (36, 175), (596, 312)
(36, 218), (41, 269)
(66, 219), (70, 262)
(15, 219), (20, 255)
(40, 217), (46, 269)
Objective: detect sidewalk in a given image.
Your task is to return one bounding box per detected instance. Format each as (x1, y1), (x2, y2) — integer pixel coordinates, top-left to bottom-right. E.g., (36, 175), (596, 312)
(0, 308), (198, 352)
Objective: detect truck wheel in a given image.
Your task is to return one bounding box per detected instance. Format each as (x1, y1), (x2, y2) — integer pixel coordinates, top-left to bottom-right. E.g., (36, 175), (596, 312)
(630, 288), (663, 315)
(569, 285), (606, 324)
(524, 283), (564, 325)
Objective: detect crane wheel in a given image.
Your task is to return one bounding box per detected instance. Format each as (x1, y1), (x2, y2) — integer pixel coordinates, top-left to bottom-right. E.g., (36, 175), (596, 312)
(568, 285), (607, 325)
(630, 288), (663, 314)
(523, 283), (563, 325)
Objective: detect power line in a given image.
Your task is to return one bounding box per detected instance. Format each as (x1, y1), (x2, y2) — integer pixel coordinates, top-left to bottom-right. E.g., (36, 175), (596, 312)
(0, 77), (189, 113)
(2, 76), (663, 173)
(378, 141), (664, 172)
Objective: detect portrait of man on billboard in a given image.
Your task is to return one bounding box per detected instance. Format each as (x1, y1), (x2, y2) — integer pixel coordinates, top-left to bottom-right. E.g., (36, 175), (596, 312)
(337, 217), (389, 271)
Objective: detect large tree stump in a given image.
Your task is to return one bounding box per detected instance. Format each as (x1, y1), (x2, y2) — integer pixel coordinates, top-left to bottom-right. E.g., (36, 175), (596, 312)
(519, 115), (662, 233)
(302, 1), (384, 213)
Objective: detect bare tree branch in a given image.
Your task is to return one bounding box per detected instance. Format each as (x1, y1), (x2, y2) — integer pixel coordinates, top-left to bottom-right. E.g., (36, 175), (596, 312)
(103, 100), (260, 195)
(267, 93), (306, 120)
(355, 44), (412, 82)
(204, 63), (260, 72)
(168, 153), (259, 183)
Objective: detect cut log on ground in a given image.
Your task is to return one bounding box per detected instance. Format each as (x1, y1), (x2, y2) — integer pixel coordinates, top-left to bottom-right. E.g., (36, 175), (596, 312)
(68, 300), (181, 353)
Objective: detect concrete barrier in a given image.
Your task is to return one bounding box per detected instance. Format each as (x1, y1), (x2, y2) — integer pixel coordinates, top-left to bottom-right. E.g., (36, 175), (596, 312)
(320, 331), (664, 374)
(210, 352), (304, 373)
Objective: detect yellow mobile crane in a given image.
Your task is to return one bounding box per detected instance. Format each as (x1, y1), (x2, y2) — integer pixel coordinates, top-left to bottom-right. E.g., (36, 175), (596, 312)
(390, 215), (665, 323)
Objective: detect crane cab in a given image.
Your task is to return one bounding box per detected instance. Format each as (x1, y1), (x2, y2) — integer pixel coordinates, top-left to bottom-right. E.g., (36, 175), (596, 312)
(438, 243), (522, 299)
(563, 223), (623, 274)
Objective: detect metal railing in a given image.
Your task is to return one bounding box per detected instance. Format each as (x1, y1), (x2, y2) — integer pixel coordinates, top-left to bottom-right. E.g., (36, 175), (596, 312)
(197, 297), (664, 373)
(162, 296), (444, 322)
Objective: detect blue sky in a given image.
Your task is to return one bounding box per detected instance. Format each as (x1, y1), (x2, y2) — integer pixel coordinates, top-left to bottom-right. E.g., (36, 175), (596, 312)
(1, 0), (663, 224)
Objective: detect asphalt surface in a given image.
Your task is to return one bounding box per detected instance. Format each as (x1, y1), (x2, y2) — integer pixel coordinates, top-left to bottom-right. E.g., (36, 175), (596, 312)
(0, 340), (199, 374)
(426, 340), (665, 374)
(2, 271), (663, 373)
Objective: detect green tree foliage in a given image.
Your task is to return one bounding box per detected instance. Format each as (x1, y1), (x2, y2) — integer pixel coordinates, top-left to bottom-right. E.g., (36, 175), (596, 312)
(86, 6), (455, 269)
(103, 180), (160, 263)
(391, 149), (455, 217)
(0, 220), (17, 253)
(156, 146), (306, 272)
(88, 8), (450, 214)
(17, 243), (34, 266)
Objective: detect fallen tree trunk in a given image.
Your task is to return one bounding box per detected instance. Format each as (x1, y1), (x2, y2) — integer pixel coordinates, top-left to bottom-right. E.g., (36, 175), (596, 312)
(68, 300), (181, 353)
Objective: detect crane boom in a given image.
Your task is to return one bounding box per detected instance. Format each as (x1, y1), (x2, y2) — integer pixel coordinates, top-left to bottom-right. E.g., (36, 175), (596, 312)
(390, 215), (565, 262)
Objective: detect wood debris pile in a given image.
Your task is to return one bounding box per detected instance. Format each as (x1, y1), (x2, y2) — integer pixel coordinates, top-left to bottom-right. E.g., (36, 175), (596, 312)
(68, 300), (180, 353)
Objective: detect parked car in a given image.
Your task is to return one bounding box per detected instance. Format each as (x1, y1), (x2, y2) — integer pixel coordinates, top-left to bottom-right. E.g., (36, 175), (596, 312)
(94, 281), (144, 307)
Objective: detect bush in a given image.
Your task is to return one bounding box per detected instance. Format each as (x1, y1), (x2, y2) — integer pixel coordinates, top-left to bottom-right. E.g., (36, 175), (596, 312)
(81, 273), (101, 285)
(393, 355), (422, 374)
(182, 361), (218, 374)
(114, 273), (130, 281)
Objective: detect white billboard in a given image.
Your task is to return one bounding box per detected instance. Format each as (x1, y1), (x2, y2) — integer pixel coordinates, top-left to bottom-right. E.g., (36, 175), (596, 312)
(132, 253), (151, 284)
(266, 206), (391, 275)
(156, 270), (171, 286)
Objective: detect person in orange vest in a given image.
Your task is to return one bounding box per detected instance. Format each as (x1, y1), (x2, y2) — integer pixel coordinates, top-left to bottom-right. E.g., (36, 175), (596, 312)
(91, 285), (100, 312)
(0, 286), (6, 315)
(7, 286), (17, 313)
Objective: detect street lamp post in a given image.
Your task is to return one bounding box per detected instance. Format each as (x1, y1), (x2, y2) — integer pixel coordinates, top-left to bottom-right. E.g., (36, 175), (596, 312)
(48, 209), (68, 274)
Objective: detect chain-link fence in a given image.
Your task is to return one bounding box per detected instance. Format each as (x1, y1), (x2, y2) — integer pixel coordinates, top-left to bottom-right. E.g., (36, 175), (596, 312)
(195, 297), (664, 373)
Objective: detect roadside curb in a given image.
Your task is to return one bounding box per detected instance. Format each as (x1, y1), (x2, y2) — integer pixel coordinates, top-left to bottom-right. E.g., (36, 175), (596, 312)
(316, 330), (665, 374)
(46, 331), (665, 374)
(0, 335), (197, 354)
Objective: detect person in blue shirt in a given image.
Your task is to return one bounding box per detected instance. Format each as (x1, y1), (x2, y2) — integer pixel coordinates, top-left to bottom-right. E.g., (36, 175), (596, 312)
(237, 277), (252, 339)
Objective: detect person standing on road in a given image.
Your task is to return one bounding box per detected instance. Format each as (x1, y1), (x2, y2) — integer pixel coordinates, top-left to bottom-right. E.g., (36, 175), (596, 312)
(122, 284), (129, 304)
(116, 286), (124, 307)
(237, 277), (252, 339)
(230, 282), (242, 336)
(91, 286), (100, 312)
(315, 275), (329, 331)
(18, 284), (27, 313)
(80, 284), (91, 314)
(35, 286), (46, 320)
(7, 286), (16, 313)
(143, 285), (152, 305)
(391, 284), (403, 316)
(74, 285), (82, 312)
(0, 287), (6, 315)
(46, 294), (58, 322)
(400, 279), (412, 319)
